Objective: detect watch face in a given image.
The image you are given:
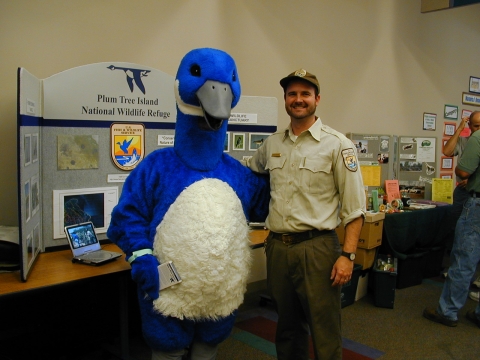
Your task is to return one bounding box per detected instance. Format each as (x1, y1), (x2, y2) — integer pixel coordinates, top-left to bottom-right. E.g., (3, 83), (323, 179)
(350, 253), (356, 261)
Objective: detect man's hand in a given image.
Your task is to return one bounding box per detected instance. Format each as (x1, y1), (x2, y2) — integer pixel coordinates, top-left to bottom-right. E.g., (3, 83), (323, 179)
(457, 179), (468, 188)
(458, 116), (469, 132)
(331, 255), (354, 287)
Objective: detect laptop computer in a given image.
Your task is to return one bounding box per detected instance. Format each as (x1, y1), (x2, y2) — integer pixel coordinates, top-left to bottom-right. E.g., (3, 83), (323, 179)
(64, 222), (122, 265)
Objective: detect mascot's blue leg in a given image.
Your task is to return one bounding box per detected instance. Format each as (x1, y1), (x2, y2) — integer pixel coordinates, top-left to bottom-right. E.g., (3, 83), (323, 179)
(137, 288), (195, 352)
(194, 311), (237, 345)
(137, 289), (236, 351)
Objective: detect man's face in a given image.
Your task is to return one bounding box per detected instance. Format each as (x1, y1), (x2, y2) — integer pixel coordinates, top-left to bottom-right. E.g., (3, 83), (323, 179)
(284, 80), (320, 121)
(469, 113), (480, 134)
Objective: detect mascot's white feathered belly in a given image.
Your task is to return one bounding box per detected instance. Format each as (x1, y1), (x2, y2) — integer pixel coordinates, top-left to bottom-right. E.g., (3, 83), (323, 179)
(152, 178), (251, 320)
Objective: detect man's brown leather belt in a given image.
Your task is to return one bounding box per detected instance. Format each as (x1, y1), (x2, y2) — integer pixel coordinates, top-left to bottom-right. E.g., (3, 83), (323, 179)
(270, 229), (333, 245)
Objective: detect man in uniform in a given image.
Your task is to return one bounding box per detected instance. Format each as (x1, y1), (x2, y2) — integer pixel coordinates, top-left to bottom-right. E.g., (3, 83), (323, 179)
(245, 69), (365, 359)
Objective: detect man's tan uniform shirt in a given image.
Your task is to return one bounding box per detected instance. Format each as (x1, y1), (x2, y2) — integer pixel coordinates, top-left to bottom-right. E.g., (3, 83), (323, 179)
(247, 118), (365, 233)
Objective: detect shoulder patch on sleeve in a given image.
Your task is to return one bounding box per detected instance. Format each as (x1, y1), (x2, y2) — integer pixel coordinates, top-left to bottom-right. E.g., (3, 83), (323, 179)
(342, 148), (358, 172)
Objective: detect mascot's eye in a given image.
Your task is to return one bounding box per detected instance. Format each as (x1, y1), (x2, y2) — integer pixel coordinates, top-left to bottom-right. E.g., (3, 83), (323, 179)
(190, 64), (201, 77)
(232, 72), (236, 81)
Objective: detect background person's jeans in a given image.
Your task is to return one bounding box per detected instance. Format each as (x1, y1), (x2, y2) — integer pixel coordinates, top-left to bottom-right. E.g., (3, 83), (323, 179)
(438, 196), (480, 320)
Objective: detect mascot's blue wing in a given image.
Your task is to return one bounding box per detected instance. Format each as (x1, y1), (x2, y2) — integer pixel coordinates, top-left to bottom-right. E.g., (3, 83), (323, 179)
(225, 156), (269, 222)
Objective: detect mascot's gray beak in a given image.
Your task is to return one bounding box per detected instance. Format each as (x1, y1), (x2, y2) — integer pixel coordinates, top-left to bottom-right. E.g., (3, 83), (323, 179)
(196, 80), (233, 131)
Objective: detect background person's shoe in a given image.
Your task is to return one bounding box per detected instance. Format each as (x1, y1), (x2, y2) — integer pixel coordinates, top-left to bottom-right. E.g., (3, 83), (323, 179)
(469, 291), (480, 302)
(466, 310), (480, 328)
(423, 307), (458, 327)
(472, 276), (480, 289)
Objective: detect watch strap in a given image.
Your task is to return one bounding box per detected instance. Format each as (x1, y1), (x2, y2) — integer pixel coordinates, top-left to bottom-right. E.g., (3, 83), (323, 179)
(341, 251), (355, 260)
(128, 249), (153, 264)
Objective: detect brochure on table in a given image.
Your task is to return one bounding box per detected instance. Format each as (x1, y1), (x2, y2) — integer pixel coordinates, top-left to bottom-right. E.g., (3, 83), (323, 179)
(17, 62), (278, 281)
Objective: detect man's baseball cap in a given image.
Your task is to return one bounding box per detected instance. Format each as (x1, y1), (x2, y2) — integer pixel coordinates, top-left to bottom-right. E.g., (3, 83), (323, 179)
(280, 69), (320, 93)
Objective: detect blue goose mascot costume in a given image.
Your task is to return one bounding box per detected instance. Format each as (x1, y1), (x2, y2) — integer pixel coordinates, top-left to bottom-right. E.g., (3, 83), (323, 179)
(107, 48), (269, 359)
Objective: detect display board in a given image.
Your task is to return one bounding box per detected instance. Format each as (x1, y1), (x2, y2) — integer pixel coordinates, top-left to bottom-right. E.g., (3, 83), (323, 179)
(17, 68), (43, 281)
(396, 136), (437, 200)
(17, 62), (278, 281)
(346, 133), (398, 194)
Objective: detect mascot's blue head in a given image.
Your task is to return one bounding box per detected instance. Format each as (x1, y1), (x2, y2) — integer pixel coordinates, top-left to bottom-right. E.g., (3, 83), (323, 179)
(173, 48), (241, 171)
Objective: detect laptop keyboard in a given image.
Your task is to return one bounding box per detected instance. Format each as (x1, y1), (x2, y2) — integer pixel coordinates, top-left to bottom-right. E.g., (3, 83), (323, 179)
(82, 251), (113, 261)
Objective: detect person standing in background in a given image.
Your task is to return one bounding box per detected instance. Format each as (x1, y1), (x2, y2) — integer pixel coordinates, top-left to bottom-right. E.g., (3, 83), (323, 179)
(423, 126), (480, 328)
(442, 111), (480, 300)
(244, 69), (365, 359)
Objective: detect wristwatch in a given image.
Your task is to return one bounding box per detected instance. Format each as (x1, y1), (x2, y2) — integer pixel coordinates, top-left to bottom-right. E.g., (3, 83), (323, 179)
(341, 251), (356, 261)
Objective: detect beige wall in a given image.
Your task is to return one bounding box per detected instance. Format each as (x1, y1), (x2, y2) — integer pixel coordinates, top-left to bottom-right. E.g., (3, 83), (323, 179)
(1, 0), (480, 226)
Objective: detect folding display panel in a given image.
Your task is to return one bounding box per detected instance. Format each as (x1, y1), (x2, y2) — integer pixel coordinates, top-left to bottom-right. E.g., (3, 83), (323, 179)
(17, 62), (277, 281)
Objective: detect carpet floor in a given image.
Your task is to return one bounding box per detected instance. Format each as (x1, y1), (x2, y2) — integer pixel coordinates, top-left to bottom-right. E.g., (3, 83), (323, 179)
(3, 269), (480, 359)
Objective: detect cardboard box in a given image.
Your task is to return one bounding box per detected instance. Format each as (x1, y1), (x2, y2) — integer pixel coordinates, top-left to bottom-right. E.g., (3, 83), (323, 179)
(355, 247), (377, 269)
(364, 211), (385, 222)
(336, 212), (384, 249)
(357, 220), (383, 249)
(341, 263), (362, 308)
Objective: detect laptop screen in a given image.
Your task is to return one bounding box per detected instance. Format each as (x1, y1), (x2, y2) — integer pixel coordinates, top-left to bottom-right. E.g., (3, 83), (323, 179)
(65, 222), (101, 256)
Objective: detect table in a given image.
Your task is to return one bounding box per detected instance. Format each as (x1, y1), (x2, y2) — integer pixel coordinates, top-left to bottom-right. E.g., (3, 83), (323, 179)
(380, 205), (453, 288)
(249, 228), (269, 249)
(0, 231), (270, 358)
(0, 243), (133, 359)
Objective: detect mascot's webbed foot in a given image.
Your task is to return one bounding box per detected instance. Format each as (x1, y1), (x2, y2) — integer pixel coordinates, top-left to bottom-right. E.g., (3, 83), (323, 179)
(138, 289), (238, 351)
(131, 254), (160, 300)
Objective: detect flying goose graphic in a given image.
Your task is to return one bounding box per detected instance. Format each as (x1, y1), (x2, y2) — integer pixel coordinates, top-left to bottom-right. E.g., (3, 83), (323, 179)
(107, 65), (151, 94)
(116, 138), (133, 154)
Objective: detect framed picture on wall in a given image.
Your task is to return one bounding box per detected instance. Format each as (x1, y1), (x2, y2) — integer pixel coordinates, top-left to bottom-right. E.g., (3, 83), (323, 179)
(232, 133), (245, 151)
(444, 104), (458, 120)
(440, 173), (453, 179)
(24, 134), (31, 167)
(32, 133), (39, 163)
(441, 156), (453, 170)
(469, 76), (480, 94)
(224, 132), (230, 152)
(249, 133), (271, 151)
(442, 138), (449, 154)
(462, 109), (472, 119)
(444, 122), (456, 136)
(423, 113), (436, 130)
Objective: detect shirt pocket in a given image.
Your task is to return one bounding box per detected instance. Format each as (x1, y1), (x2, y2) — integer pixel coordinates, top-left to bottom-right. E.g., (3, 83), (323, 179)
(265, 156), (287, 191)
(299, 156), (332, 194)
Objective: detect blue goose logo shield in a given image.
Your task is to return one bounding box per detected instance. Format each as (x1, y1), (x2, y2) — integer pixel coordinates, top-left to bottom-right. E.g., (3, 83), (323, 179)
(110, 123), (145, 171)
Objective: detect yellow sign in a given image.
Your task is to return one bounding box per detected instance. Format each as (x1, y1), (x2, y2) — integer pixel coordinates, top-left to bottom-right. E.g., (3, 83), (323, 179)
(432, 178), (454, 204)
(360, 165), (381, 187)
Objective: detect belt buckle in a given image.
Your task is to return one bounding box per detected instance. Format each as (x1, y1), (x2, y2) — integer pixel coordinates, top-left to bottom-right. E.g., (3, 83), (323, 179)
(281, 233), (294, 245)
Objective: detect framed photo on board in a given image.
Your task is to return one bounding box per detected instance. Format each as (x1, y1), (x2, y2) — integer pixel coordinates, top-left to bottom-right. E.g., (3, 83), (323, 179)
(232, 133), (245, 151)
